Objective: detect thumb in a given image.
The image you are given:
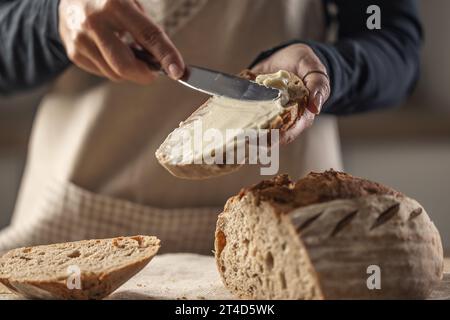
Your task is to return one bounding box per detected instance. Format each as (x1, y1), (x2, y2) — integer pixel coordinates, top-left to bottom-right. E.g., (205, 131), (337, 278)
(302, 71), (330, 114)
(303, 71), (330, 114)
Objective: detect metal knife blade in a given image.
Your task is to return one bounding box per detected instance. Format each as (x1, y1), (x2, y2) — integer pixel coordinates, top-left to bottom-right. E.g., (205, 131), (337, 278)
(179, 66), (280, 101)
(133, 48), (280, 101)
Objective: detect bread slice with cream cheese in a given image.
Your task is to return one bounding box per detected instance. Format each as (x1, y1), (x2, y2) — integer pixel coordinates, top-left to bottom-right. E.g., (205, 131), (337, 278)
(156, 70), (309, 180)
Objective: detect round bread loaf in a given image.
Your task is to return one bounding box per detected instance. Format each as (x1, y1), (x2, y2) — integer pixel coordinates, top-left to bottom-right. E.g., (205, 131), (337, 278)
(215, 170), (444, 299)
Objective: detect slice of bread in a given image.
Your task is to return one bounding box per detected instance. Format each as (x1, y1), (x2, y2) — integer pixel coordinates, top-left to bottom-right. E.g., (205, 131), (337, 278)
(215, 171), (444, 299)
(0, 236), (160, 300)
(155, 70), (309, 180)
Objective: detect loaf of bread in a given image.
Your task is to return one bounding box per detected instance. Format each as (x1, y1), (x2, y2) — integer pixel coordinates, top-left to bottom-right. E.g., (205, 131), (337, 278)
(156, 70), (309, 180)
(0, 236), (160, 300)
(215, 171), (444, 299)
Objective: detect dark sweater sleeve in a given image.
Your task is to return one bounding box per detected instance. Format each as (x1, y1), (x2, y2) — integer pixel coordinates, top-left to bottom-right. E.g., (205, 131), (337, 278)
(0, 0), (70, 95)
(252, 0), (423, 115)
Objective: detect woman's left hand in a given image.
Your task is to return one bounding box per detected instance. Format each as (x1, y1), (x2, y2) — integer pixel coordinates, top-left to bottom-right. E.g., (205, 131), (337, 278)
(252, 43), (330, 144)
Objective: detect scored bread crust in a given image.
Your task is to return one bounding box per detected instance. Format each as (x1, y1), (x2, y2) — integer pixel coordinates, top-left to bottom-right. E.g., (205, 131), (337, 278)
(0, 236), (160, 300)
(215, 170), (444, 299)
(156, 70), (309, 180)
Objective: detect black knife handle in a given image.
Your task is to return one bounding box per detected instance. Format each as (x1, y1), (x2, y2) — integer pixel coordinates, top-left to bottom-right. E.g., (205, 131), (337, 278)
(131, 47), (164, 74)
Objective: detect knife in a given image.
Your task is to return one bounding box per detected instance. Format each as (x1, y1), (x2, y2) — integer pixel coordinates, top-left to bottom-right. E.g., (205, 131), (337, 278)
(132, 48), (281, 101)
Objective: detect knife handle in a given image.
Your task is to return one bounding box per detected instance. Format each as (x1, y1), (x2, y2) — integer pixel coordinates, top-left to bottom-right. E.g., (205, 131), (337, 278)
(131, 47), (165, 74)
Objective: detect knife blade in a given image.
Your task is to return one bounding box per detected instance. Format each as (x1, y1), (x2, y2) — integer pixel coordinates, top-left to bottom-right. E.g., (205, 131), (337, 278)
(133, 48), (281, 101)
(179, 66), (280, 101)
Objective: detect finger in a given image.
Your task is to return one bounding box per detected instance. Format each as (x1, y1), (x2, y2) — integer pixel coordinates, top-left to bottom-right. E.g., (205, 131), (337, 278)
(280, 109), (315, 145)
(90, 26), (157, 85)
(251, 60), (269, 74)
(296, 48), (330, 114)
(74, 55), (104, 78)
(302, 73), (330, 114)
(251, 58), (280, 75)
(74, 34), (122, 82)
(114, 2), (185, 79)
(253, 60), (330, 114)
(131, 0), (145, 12)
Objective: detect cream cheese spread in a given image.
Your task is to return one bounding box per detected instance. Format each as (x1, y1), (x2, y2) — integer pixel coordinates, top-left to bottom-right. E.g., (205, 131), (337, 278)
(255, 70), (292, 105)
(157, 70), (293, 165)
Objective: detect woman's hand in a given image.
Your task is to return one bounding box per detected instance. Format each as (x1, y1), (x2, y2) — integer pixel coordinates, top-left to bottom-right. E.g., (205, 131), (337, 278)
(252, 44), (330, 144)
(59, 0), (185, 84)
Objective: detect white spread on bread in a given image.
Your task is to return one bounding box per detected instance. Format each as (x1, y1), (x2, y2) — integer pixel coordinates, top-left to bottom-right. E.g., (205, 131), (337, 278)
(255, 70), (292, 105)
(157, 71), (294, 165)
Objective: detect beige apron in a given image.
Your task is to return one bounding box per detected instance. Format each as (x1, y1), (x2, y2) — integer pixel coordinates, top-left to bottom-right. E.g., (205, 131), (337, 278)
(0, 0), (342, 254)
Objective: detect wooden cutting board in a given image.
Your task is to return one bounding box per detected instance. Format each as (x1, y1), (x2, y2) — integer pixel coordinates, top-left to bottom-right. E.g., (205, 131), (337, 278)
(1, 254), (449, 300)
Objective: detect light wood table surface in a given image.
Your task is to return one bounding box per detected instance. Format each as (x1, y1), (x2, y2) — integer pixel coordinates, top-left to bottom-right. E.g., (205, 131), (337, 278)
(1, 254), (449, 300)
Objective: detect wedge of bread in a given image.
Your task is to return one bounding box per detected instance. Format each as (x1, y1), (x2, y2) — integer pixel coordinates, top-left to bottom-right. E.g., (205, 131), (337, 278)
(156, 70), (309, 180)
(215, 171), (444, 299)
(0, 235), (160, 300)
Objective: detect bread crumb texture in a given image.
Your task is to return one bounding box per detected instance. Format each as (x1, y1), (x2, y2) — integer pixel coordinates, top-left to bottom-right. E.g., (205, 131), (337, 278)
(0, 236), (160, 299)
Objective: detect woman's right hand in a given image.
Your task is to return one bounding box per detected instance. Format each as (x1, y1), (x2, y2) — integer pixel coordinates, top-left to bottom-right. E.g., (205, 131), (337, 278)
(59, 0), (185, 84)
